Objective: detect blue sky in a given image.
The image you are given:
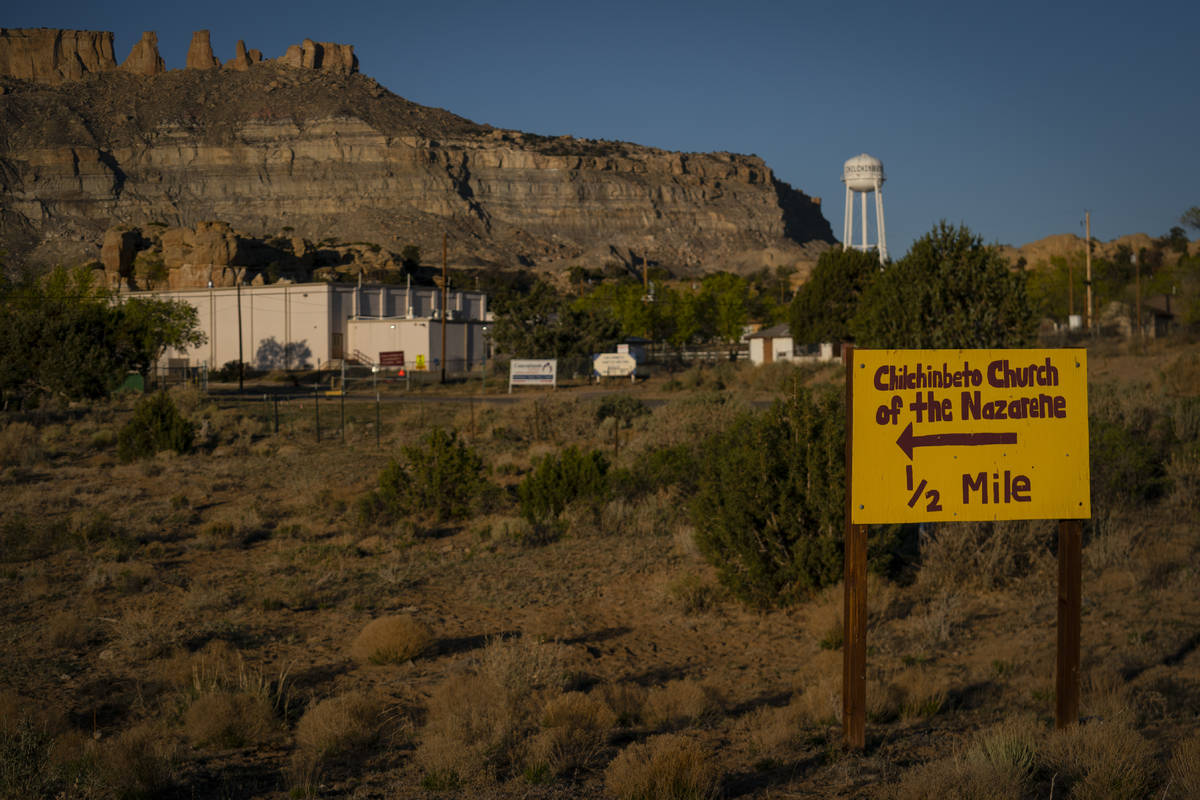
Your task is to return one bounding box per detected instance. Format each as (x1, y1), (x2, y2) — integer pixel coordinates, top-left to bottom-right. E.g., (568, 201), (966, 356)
(12, 0), (1199, 256)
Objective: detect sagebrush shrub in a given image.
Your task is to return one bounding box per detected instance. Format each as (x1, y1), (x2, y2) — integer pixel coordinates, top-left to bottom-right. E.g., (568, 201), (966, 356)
(690, 386), (845, 606)
(517, 446), (609, 527)
(116, 392), (194, 462)
(295, 692), (381, 759)
(365, 427), (490, 524)
(184, 691), (275, 748)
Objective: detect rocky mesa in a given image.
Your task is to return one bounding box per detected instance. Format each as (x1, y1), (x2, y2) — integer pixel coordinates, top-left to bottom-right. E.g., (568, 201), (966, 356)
(0, 28), (834, 280)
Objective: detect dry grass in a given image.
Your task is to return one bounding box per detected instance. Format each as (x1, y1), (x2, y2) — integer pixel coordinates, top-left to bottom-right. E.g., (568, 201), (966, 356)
(895, 668), (947, 720)
(0, 422), (41, 467)
(184, 691), (277, 749)
(526, 691), (616, 777)
(604, 733), (720, 800)
(295, 691), (381, 759)
(741, 696), (809, 761)
(893, 717), (1038, 800)
(95, 721), (179, 800)
(349, 614), (432, 664)
(643, 679), (723, 730)
(918, 520), (1052, 592)
(416, 636), (573, 786)
(1169, 733), (1200, 799)
(1045, 720), (1155, 799)
(47, 611), (92, 649)
(665, 572), (721, 614)
(599, 683), (649, 727)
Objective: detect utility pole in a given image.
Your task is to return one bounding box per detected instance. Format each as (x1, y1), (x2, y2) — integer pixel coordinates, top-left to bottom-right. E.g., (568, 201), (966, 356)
(236, 279), (244, 393)
(1085, 212), (1094, 332)
(1134, 250), (1142, 344)
(440, 232), (448, 384)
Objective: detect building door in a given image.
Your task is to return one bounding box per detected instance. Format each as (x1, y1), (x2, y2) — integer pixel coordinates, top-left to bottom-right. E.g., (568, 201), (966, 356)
(331, 332), (344, 360)
(762, 338), (773, 364)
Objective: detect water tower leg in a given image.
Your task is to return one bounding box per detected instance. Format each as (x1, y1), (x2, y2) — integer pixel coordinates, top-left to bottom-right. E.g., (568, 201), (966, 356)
(844, 186), (853, 248)
(861, 191), (868, 252)
(875, 184), (887, 263)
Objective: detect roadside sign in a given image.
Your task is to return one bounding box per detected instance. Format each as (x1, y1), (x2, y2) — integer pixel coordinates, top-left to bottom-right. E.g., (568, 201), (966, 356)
(509, 359), (557, 392)
(593, 352), (637, 378)
(379, 350), (405, 367)
(850, 348), (1089, 524)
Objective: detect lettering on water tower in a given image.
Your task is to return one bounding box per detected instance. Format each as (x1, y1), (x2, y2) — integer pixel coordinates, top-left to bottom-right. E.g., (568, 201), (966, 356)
(850, 349), (1089, 523)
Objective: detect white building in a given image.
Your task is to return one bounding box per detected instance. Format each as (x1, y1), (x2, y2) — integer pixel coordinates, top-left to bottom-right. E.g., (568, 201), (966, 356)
(128, 282), (490, 373)
(747, 324), (837, 366)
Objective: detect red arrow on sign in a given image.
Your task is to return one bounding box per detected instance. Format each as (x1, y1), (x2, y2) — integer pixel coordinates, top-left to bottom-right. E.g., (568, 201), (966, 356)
(896, 422), (1017, 460)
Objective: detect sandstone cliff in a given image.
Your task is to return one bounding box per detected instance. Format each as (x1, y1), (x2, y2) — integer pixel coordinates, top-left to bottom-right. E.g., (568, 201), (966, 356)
(0, 28), (115, 84)
(0, 42), (833, 277)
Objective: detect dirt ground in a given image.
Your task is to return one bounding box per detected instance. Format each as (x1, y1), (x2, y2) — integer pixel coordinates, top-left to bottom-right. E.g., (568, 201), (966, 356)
(2, 345), (1199, 799)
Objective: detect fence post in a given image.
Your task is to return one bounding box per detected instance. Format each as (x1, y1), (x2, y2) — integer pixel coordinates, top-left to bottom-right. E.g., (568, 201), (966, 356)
(314, 389), (321, 443)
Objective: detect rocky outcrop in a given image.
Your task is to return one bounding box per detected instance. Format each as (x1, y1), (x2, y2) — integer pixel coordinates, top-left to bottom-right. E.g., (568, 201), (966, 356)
(0, 67), (833, 275)
(223, 40), (261, 71)
(0, 28), (115, 84)
(277, 39), (357, 74)
(100, 227), (138, 281)
(119, 31), (164, 76)
(185, 30), (219, 70)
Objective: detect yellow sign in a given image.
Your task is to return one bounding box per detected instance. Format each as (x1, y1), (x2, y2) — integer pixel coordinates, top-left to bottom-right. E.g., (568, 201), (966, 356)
(415, 354), (426, 371)
(850, 349), (1090, 523)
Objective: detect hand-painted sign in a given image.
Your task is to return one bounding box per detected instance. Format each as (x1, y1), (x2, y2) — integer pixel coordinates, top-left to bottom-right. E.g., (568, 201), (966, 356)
(850, 349), (1089, 523)
(593, 352), (637, 377)
(509, 359), (557, 391)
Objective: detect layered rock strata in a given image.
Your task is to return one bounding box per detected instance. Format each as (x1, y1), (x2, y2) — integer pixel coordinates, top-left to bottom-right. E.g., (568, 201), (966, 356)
(0, 28), (115, 84)
(0, 54), (832, 274)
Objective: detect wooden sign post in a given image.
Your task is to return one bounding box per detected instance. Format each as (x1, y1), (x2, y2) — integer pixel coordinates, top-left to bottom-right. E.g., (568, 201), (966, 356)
(843, 347), (1090, 747)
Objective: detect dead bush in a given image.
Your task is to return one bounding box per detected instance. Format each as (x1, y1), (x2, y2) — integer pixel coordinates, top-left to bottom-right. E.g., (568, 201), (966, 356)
(918, 520), (1051, 592)
(792, 674), (841, 727)
(741, 697), (809, 761)
(604, 733), (720, 800)
(526, 691), (616, 777)
(95, 721), (178, 800)
(350, 615), (431, 664)
(184, 691), (276, 748)
(1045, 719), (1154, 799)
(893, 717), (1038, 800)
(416, 637), (571, 786)
(295, 691), (381, 759)
(642, 679), (723, 730)
(599, 683), (648, 727)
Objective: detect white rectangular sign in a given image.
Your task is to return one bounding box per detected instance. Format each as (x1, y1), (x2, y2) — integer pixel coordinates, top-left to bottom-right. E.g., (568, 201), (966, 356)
(509, 359), (557, 392)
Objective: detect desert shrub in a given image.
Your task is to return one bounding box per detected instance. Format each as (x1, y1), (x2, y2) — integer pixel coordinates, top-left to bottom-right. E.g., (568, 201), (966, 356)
(1044, 720), (1154, 799)
(604, 734), (720, 800)
(364, 427), (490, 524)
(894, 717), (1039, 800)
(741, 698), (809, 762)
(517, 446), (609, 528)
(96, 722), (178, 800)
(595, 395), (649, 428)
(0, 422), (41, 467)
(918, 520), (1052, 592)
(416, 637), (569, 786)
(349, 615), (431, 664)
(611, 443), (700, 498)
(690, 386), (845, 606)
(116, 392), (195, 462)
(0, 696), (95, 799)
(1089, 418), (1169, 506)
(599, 683), (648, 727)
(642, 679), (722, 730)
(526, 691), (616, 778)
(295, 692), (381, 759)
(184, 691), (276, 748)
(666, 573), (721, 614)
(1167, 445), (1200, 510)
(0, 515), (72, 562)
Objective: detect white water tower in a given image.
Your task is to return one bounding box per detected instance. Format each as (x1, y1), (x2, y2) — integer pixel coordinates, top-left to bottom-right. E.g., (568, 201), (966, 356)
(842, 153), (887, 264)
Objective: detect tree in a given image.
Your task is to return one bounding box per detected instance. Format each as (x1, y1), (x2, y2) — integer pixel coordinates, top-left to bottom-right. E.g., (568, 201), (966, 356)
(1181, 206), (1200, 232)
(852, 222), (1035, 348)
(698, 272), (749, 349)
(0, 265), (206, 401)
(789, 247), (881, 343)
